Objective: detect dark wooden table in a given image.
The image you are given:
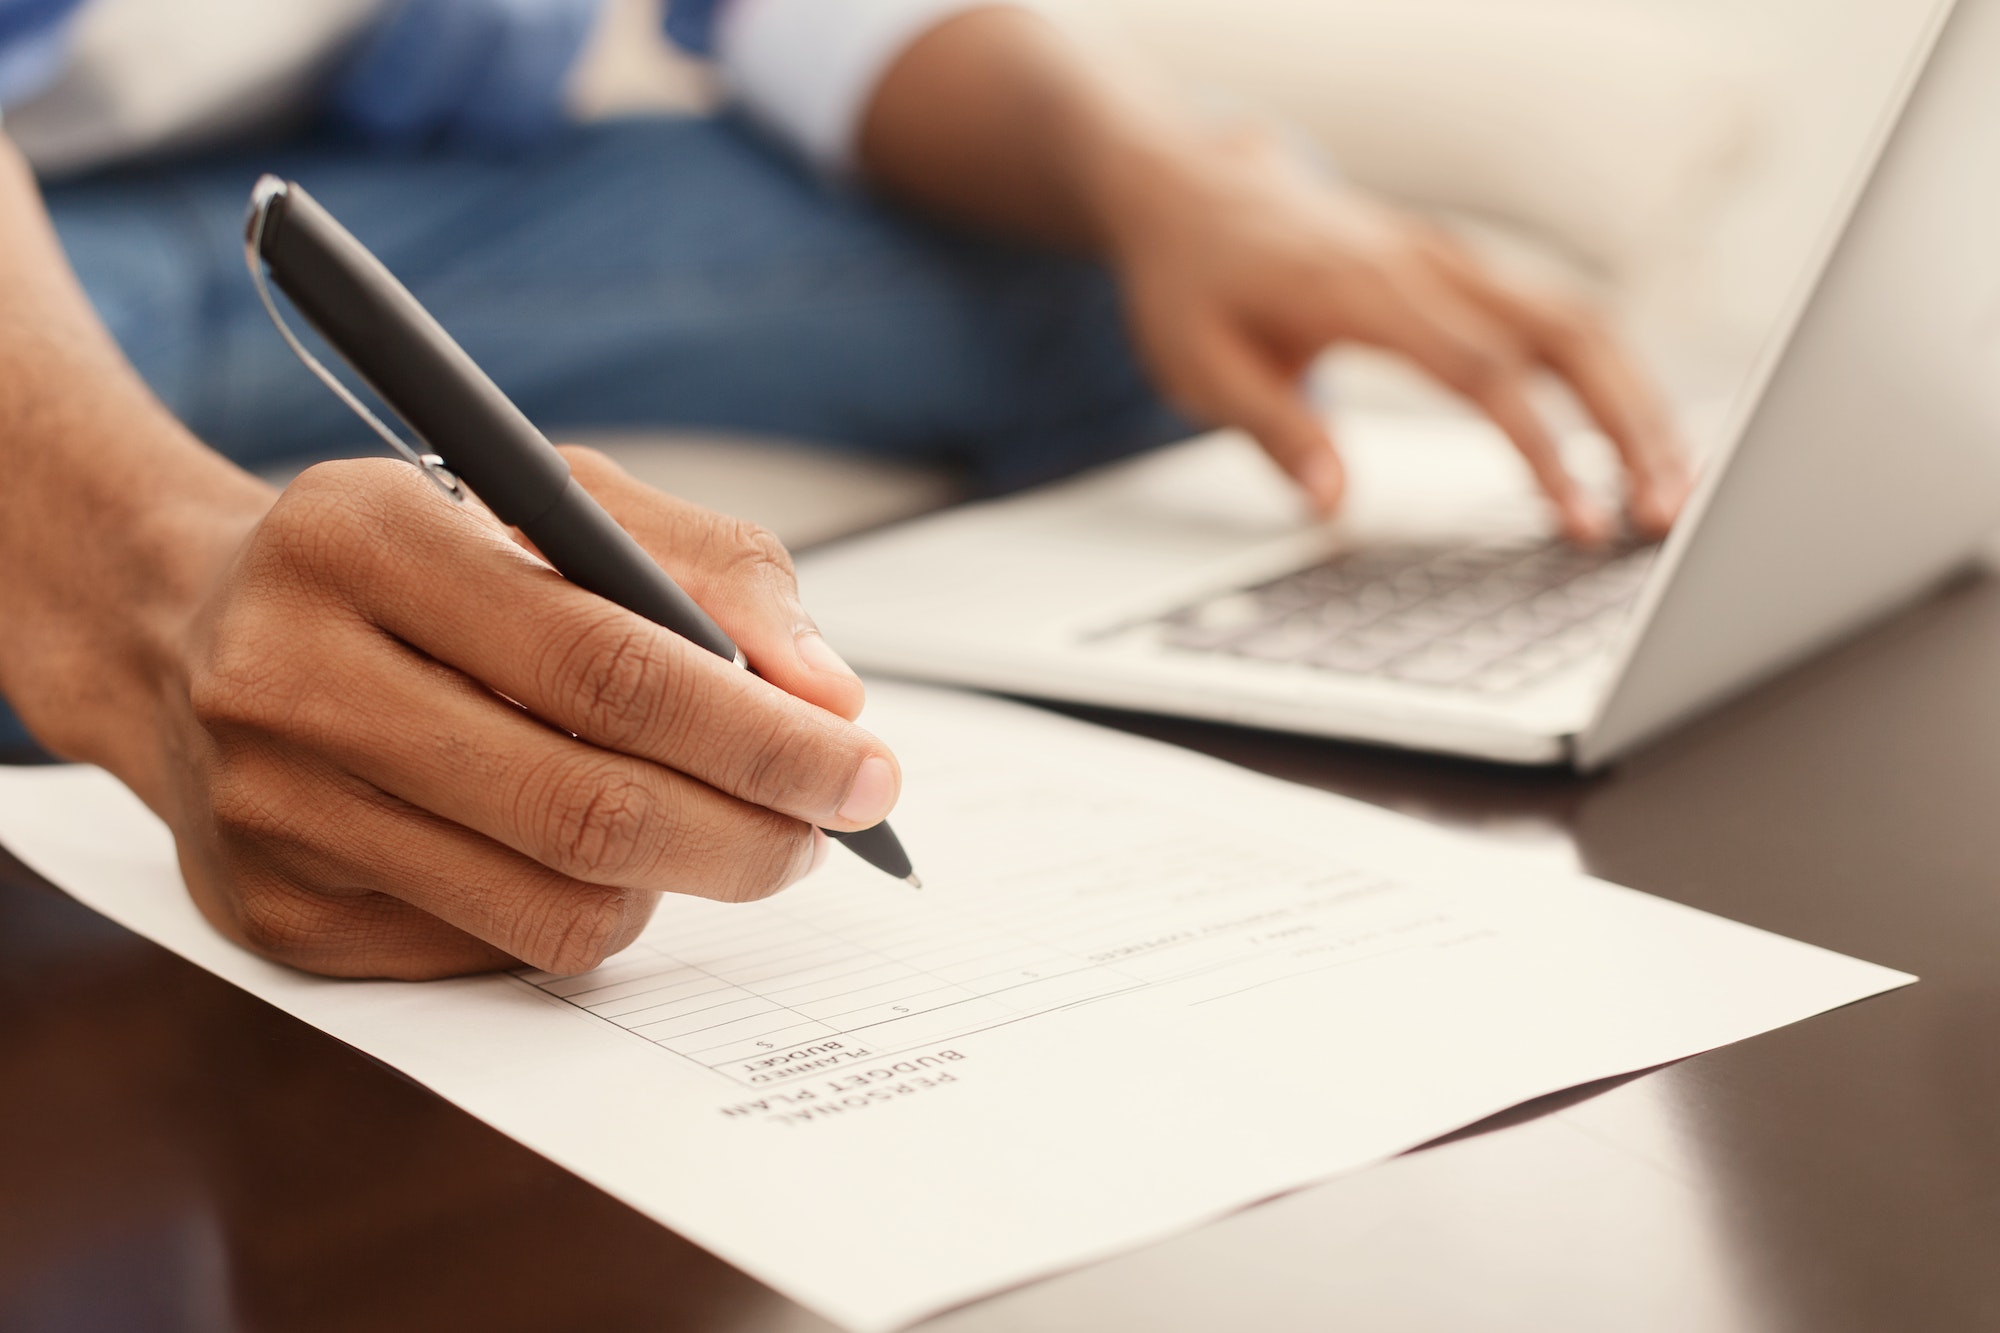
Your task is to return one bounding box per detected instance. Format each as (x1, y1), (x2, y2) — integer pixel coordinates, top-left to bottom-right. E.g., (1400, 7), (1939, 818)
(5, 570), (1999, 1333)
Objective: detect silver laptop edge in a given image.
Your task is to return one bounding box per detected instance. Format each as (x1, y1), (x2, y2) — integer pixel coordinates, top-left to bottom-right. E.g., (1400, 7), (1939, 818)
(1577, 0), (1970, 768)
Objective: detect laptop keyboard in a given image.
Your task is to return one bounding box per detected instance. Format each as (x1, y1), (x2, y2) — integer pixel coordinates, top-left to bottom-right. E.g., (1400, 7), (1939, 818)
(1140, 538), (1656, 694)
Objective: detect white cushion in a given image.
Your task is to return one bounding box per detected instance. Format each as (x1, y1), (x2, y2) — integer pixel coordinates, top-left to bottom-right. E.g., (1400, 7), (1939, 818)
(1057, 0), (1757, 286)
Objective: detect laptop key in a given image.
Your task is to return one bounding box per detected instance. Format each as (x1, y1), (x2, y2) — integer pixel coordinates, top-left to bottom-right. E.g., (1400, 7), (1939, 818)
(1388, 642), (1504, 686)
(1129, 536), (1656, 693)
(1158, 595), (1280, 651)
(1227, 614), (1343, 662)
(1306, 635), (1409, 674)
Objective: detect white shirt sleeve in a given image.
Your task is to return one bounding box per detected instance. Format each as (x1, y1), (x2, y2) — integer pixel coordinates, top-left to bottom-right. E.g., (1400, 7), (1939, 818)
(714, 0), (1003, 172)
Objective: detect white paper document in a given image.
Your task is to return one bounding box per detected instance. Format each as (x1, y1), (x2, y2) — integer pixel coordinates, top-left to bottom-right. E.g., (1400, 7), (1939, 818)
(0, 684), (1911, 1330)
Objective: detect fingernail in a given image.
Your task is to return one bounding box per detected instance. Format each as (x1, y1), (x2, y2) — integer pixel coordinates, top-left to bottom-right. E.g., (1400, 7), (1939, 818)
(796, 630), (859, 682)
(836, 755), (898, 827)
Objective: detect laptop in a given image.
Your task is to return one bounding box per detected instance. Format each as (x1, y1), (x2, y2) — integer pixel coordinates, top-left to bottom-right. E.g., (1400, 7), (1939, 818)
(799, 0), (2000, 770)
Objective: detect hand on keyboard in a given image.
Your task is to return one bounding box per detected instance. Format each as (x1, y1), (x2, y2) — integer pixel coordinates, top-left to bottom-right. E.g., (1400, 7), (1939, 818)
(1102, 138), (1692, 544)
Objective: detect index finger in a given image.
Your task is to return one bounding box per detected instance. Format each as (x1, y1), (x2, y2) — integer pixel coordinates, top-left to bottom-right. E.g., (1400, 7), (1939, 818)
(1423, 237), (1692, 536)
(1373, 274), (1615, 545)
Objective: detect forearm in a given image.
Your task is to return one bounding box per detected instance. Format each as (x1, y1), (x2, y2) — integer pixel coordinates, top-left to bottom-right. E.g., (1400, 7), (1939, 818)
(855, 6), (1208, 254)
(0, 137), (272, 794)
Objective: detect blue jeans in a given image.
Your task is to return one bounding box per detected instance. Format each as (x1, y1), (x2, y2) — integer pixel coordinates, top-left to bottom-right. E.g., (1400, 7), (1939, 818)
(1, 115), (1185, 753)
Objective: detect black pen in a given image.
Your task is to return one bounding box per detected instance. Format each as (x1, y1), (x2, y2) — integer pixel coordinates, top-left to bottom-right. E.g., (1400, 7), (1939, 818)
(243, 175), (919, 889)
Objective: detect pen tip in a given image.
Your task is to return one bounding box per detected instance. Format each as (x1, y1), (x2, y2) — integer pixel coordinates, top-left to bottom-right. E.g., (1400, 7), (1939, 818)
(904, 873), (924, 891)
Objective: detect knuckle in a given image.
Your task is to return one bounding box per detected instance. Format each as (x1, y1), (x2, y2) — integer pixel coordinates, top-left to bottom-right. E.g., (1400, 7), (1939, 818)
(188, 609), (317, 741)
(195, 468), (427, 742)
(186, 645), (276, 737)
(205, 760), (298, 846)
(547, 616), (679, 751)
(525, 887), (629, 976)
(526, 759), (668, 884)
(231, 881), (332, 963)
(1450, 339), (1525, 398)
(257, 459), (437, 587)
(715, 517), (797, 585)
(261, 465), (374, 571)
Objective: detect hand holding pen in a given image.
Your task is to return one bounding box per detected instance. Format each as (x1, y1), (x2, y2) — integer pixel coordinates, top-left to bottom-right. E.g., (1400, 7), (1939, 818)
(189, 443), (913, 979)
(245, 177), (918, 892)
(103, 177), (920, 982)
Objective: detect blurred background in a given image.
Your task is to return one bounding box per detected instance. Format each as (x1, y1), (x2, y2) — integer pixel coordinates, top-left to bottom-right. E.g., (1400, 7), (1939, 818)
(561, 0), (1947, 543)
(28, 0), (1927, 543)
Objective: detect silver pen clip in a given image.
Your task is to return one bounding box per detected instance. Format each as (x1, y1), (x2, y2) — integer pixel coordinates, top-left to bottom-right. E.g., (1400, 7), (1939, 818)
(242, 174), (465, 504)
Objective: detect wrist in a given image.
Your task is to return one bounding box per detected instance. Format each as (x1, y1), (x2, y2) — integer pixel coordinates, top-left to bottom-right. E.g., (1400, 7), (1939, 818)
(0, 410), (271, 799)
(0, 143), (277, 799)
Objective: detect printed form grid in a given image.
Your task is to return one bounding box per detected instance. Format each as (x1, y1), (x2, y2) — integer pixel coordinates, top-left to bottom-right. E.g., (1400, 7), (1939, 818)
(513, 889), (1156, 1086)
(514, 827), (1391, 1088)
